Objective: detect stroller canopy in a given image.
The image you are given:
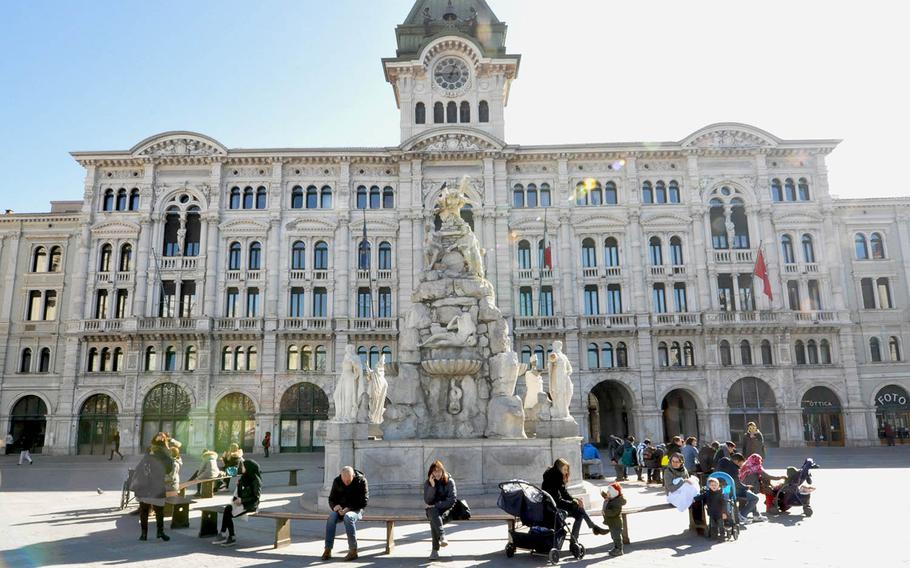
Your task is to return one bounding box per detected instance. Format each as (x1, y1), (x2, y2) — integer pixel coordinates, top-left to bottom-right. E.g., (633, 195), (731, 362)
(498, 480), (557, 527)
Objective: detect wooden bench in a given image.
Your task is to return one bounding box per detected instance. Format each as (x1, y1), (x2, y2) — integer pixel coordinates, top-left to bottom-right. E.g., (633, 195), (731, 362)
(197, 507), (515, 554)
(178, 468), (301, 499)
(620, 503), (702, 544)
(261, 468), (301, 486)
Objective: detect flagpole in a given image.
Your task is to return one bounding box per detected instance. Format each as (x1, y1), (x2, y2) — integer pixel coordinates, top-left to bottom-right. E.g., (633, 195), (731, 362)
(537, 208), (546, 321)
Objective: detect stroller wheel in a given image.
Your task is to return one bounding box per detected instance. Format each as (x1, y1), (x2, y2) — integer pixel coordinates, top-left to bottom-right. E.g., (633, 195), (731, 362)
(505, 543), (515, 558)
(572, 543), (586, 559)
(731, 525), (740, 541)
(548, 548), (560, 564)
(804, 506), (813, 518)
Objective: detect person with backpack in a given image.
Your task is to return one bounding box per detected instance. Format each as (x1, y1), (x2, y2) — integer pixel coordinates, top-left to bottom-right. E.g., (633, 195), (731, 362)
(641, 439), (662, 484)
(607, 435), (626, 481)
(132, 433), (174, 542)
(620, 436), (638, 482)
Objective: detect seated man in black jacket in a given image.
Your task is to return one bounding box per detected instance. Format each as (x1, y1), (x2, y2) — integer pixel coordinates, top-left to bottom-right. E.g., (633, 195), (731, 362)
(715, 453), (764, 523)
(322, 466), (369, 561)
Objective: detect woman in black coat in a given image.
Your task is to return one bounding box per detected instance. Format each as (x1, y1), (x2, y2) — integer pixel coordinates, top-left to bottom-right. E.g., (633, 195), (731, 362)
(212, 459), (262, 546)
(131, 433), (174, 542)
(542, 458), (608, 541)
(424, 460), (457, 560)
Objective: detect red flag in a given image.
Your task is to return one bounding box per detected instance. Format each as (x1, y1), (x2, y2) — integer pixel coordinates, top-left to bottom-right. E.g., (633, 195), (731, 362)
(754, 248), (773, 301)
(542, 210), (553, 269)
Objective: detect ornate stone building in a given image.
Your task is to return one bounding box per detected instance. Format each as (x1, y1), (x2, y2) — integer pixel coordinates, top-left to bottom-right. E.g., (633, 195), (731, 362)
(2, 0), (908, 455)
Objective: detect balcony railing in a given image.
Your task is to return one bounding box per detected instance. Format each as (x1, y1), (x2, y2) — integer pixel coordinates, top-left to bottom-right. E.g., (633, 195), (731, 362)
(158, 256), (200, 271)
(712, 249), (755, 264)
(214, 317), (263, 331)
(138, 317), (199, 331)
(377, 269), (394, 280)
(349, 318), (397, 331)
(356, 269), (371, 281)
(313, 269), (331, 280)
(704, 310), (840, 325)
(226, 270), (262, 281)
(70, 319), (123, 332)
(652, 313), (701, 326)
(650, 265), (666, 277)
(580, 314), (636, 329)
(604, 266), (622, 278)
(280, 318), (333, 331)
(514, 316), (563, 330)
(518, 269), (533, 280)
(582, 267), (599, 278)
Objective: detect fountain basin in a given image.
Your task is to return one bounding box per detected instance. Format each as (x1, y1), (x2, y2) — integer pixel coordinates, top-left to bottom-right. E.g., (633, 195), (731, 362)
(421, 359), (482, 376)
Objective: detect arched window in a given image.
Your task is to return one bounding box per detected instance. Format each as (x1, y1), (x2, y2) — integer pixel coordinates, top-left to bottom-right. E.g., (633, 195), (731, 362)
(807, 339), (819, 364)
(291, 241), (306, 270)
(670, 342), (682, 366)
(871, 232), (885, 259)
(287, 345), (300, 370)
(670, 236), (684, 265)
(247, 346), (258, 370)
(434, 102), (444, 123)
(520, 345), (532, 364)
(668, 180), (680, 203)
(512, 184), (525, 208)
(378, 242), (393, 270)
(604, 237), (619, 267)
(540, 183), (552, 207)
(797, 177), (810, 200)
(49, 246), (62, 272)
(355, 186), (367, 210)
(228, 242), (242, 270)
(129, 188), (140, 210)
(740, 340), (752, 365)
(587, 343), (599, 368)
(459, 101), (470, 123)
(415, 102), (426, 124)
(222, 347), (234, 371)
(446, 101), (457, 123)
(383, 186), (394, 209)
(657, 342), (669, 367)
(119, 244), (132, 272)
(581, 238), (597, 268)
(855, 234), (869, 259)
(890, 336), (902, 361)
(234, 346), (245, 371)
(314, 241), (329, 270)
(38, 347), (51, 373)
(870, 337), (882, 362)
(575, 182), (588, 206)
(605, 181), (617, 205)
(101, 347), (112, 371)
(184, 207), (201, 256)
(641, 181), (653, 204)
(306, 186), (318, 209)
(820, 339), (832, 364)
(320, 186), (332, 209)
(248, 241), (262, 270)
(527, 184), (538, 208)
(771, 178), (783, 202)
(802, 234), (815, 263)
(655, 180), (667, 204)
(589, 182), (602, 205)
(761, 340), (773, 365)
(601, 342), (615, 368)
(478, 100), (490, 122)
(795, 340), (806, 365)
(20, 348), (31, 373)
(113, 347), (124, 371)
(99, 244), (112, 272)
(784, 178), (796, 201)
(243, 187), (254, 209)
(87, 347), (98, 372)
(229, 187), (241, 209)
(720, 340), (732, 366)
(185, 346), (197, 371)
(730, 197), (750, 248)
(369, 186), (381, 209)
(358, 241), (371, 270)
(102, 189), (114, 211)
(517, 240), (531, 269)
(145, 346), (157, 371)
(709, 198), (727, 249)
(32, 247), (47, 273)
(618, 342), (629, 367)
(649, 236), (663, 265)
(164, 346), (177, 371)
(683, 342), (695, 366)
(781, 235), (795, 264)
(291, 186), (304, 209)
(116, 188), (127, 211)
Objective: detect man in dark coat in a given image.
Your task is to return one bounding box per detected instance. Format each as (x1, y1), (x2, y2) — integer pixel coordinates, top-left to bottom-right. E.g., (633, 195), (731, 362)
(716, 454), (764, 522)
(607, 435), (626, 481)
(322, 466), (369, 561)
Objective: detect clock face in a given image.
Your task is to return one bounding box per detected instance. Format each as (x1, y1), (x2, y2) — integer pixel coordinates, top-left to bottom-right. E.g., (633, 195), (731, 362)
(434, 57), (470, 91)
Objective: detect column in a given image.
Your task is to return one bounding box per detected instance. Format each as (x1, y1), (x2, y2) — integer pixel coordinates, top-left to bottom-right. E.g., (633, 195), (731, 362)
(202, 213), (219, 318)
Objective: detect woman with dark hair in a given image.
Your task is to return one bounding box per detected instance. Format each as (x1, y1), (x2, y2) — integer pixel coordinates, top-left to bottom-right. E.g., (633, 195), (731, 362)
(424, 460), (457, 560)
(663, 452), (700, 512)
(212, 459), (262, 546)
(132, 432), (174, 542)
(542, 458), (608, 542)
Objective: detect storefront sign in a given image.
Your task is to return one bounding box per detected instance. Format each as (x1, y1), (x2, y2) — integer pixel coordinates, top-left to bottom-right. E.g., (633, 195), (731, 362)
(803, 400), (835, 408)
(877, 390), (908, 407)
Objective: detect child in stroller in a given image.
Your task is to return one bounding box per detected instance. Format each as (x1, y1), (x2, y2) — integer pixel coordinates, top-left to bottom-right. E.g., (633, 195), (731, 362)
(696, 472), (742, 541)
(772, 458), (818, 517)
(498, 480), (586, 563)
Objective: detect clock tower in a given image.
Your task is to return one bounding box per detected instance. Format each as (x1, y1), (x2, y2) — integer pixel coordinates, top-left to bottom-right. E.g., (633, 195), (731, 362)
(382, 0), (521, 143)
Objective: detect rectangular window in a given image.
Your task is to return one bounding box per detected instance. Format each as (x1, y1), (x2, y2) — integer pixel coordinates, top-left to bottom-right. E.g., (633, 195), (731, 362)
(738, 274), (754, 311)
(289, 288), (305, 318)
(43, 291), (57, 321)
(540, 286), (554, 316)
(246, 288), (260, 317)
(95, 289), (109, 319)
(652, 283), (667, 313)
(674, 283), (688, 312)
(877, 278), (893, 309)
(583, 285), (599, 315)
(807, 279), (822, 310)
(115, 289), (128, 319)
(718, 274), (734, 312)
(378, 287), (392, 318)
(860, 278), (875, 309)
(519, 287), (533, 316)
(313, 288), (328, 317)
(158, 281), (175, 317)
(225, 288), (239, 317)
(179, 280), (195, 318)
(27, 290), (42, 321)
(787, 280), (801, 311)
(357, 288), (372, 318)
(607, 284), (622, 314)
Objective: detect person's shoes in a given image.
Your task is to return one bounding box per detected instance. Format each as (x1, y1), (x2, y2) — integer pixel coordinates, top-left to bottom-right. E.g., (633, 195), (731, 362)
(637, 476), (643, 482)
(320, 548), (332, 560)
(429, 550), (440, 560)
(212, 533), (229, 545)
(739, 516), (750, 524)
(139, 531), (147, 541)
(221, 536), (236, 547)
(593, 526), (609, 536)
(609, 547), (623, 557)
(439, 535), (448, 547)
(343, 549), (358, 561)
(753, 514), (767, 522)
(156, 531), (170, 542)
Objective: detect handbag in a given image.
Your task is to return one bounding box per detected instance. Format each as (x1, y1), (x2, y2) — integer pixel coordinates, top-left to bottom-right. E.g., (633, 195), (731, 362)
(447, 499), (472, 521)
(226, 466), (238, 477)
(661, 455), (670, 467)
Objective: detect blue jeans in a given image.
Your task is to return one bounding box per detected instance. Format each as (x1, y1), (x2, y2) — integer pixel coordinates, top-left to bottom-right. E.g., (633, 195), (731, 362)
(739, 490), (759, 518)
(325, 509), (363, 550)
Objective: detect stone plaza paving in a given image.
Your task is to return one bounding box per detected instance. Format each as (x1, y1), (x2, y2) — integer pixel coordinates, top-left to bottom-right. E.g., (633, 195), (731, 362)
(1, 447), (908, 567)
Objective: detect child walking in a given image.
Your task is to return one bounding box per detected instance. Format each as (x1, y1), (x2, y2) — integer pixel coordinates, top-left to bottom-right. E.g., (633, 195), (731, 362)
(601, 482), (626, 557)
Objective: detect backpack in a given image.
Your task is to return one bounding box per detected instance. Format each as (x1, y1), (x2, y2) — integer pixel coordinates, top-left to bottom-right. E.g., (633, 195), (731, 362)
(643, 446), (655, 462)
(621, 446), (637, 466)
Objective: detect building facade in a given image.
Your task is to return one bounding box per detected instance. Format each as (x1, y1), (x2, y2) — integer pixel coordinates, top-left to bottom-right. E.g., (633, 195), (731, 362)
(2, 0), (909, 456)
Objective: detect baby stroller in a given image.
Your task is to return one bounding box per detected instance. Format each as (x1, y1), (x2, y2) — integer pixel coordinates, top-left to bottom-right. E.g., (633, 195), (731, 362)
(497, 480), (585, 563)
(772, 458), (818, 517)
(705, 471), (742, 541)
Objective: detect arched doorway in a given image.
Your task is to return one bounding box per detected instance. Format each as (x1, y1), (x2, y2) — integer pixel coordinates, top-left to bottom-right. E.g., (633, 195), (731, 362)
(801, 386), (844, 446)
(280, 382), (329, 452)
(214, 393), (256, 453)
(587, 381), (632, 447)
(141, 383), (191, 448)
(662, 390), (700, 442)
(8, 395), (47, 454)
(728, 377), (779, 447)
(78, 394), (119, 455)
(875, 384), (910, 444)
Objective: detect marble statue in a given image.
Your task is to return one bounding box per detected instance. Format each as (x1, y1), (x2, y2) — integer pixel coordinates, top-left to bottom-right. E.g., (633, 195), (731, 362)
(487, 350), (527, 438)
(420, 312), (477, 348)
(333, 345), (364, 423)
(366, 354), (389, 424)
(523, 359), (544, 410)
(547, 340), (574, 420)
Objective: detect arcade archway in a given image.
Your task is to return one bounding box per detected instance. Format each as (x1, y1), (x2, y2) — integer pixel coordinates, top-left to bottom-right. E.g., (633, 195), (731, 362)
(587, 380), (632, 447)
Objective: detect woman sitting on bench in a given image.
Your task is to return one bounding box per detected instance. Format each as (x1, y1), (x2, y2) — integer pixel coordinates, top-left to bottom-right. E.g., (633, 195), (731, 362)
(211, 459), (261, 547)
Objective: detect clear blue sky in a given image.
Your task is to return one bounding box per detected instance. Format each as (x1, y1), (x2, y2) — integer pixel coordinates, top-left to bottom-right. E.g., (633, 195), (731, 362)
(1, 1), (905, 212)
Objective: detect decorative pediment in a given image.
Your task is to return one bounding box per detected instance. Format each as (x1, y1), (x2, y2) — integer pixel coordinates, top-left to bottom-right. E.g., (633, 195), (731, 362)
(682, 123), (779, 149)
(640, 211), (692, 226)
(91, 220), (140, 237)
(219, 219), (270, 235)
(131, 131), (227, 158)
(773, 211), (824, 225)
(285, 218), (337, 234)
(509, 217), (560, 232)
(352, 218), (400, 236)
(572, 214), (628, 228)
(402, 128), (504, 155)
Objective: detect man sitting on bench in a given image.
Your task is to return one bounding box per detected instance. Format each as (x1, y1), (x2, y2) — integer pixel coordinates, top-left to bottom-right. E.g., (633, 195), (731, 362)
(322, 466), (369, 561)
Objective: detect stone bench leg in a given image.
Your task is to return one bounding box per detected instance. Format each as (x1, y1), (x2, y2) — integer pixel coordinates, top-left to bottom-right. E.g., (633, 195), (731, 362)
(199, 510), (220, 538)
(288, 470), (298, 486)
(274, 518), (292, 549)
(385, 521), (395, 555)
(200, 481), (214, 499)
(171, 502), (191, 530)
(621, 513), (630, 545)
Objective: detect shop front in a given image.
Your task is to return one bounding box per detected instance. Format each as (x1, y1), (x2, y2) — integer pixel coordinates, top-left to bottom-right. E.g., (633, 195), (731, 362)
(801, 386), (844, 447)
